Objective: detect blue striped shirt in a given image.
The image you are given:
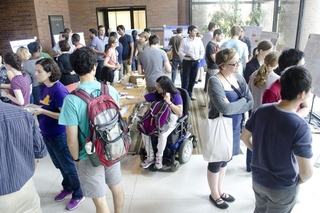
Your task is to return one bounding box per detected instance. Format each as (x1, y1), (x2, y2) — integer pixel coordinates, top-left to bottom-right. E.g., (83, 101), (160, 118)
(0, 101), (47, 195)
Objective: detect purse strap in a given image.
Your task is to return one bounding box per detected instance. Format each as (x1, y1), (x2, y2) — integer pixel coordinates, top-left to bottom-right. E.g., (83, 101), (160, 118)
(220, 72), (243, 98)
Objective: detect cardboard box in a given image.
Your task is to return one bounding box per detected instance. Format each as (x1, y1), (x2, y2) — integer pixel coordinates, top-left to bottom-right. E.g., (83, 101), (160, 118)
(129, 75), (145, 84)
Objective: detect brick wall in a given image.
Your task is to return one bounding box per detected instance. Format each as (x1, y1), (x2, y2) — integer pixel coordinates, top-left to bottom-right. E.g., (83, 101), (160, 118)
(0, 1), (38, 54)
(178, 0), (190, 25)
(34, 0), (71, 55)
(0, 0), (189, 55)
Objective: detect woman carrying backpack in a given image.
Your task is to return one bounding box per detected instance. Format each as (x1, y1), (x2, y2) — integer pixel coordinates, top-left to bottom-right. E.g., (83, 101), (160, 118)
(122, 76), (183, 170)
(30, 58), (85, 210)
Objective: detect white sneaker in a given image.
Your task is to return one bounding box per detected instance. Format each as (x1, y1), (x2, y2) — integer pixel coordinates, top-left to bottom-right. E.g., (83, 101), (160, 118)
(140, 157), (155, 168)
(154, 156), (163, 170)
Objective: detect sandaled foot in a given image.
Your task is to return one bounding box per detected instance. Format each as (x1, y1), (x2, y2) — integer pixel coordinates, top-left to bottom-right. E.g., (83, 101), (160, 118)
(209, 195), (229, 209)
(220, 193), (235, 202)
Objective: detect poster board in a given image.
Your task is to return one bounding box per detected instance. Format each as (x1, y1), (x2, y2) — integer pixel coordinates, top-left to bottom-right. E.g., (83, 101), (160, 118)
(163, 25), (189, 49)
(260, 31), (280, 50)
(241, 26), (263, 51)
(304, 34), (320, 97)
(53, 32), (86, 47)
(9, 39), (36, 53)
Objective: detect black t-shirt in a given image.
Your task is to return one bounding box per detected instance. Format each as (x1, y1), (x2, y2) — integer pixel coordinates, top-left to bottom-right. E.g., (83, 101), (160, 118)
(205, 41), (219, 69)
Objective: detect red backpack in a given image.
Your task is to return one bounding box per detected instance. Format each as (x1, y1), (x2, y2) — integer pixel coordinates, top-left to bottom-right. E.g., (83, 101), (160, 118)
(72, 84), (131, 167)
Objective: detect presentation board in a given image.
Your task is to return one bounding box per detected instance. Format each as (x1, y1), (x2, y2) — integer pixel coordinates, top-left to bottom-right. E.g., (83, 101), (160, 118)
(241, 26), (263, 51)
(9, 39), (37, 53)
(304, 34), (320, 97)
(260, 31), (280, 49)
(163, 25), (189, 49)
(241, 26), (279, 53)
(53, 32), (86, 47)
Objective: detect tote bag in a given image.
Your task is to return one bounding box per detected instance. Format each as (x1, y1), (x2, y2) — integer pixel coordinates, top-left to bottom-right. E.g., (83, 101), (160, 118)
(199, 95), (233, 162)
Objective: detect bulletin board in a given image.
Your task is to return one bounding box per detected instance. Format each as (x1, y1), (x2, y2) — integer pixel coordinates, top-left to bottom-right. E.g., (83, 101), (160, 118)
(48, 15), (64, 47)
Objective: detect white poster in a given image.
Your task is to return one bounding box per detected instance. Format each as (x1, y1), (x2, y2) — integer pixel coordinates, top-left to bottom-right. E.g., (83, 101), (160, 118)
(9, 39), (36, 53)
(163, 25), (189, 49)
(241, 26), (263, 51)
(260, 31), (280, 50)
(304, 34), (320, 97)
(53, 32), (87, 46)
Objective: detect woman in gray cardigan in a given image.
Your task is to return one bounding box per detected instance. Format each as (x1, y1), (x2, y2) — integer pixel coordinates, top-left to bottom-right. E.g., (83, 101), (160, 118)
(207, 48), (253, 210)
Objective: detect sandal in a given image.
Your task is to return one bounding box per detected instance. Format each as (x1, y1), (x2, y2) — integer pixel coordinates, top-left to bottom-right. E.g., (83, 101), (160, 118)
(220, 193), (235, 202)
(209, 195), (229, 209)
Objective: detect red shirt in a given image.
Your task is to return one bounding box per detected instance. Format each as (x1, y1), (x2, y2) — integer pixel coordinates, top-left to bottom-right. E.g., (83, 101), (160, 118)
(262, 80), (281, 104)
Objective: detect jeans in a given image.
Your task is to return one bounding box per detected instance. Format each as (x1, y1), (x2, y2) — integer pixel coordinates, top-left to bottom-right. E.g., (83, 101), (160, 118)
(171, 58), (183, 84)
(253, 181), (299, 213)
(32, 85), (41, 105)
(182, 60), (199, 97)
(44, 133), (83, 199)
(95, 59), (105, 82)
(131, 57), (137, 71)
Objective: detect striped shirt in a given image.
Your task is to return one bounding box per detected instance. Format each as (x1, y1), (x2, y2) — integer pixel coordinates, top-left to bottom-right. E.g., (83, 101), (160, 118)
(0, 101), (47, 195)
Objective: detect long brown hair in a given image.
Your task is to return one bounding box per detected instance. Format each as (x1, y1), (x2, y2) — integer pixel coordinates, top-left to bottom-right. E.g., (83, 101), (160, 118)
(253, 51), (280, 88)
(252, 40), (273, 58)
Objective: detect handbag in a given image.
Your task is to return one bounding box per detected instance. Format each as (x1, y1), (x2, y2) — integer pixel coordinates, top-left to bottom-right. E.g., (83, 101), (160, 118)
(199, 94), (233, 162)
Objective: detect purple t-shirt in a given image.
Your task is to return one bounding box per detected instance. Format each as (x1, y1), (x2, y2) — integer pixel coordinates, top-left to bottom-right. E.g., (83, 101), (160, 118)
(39, 81), (69, 138)
(10, 74), (31, 106)
(144, 91), (183, 107)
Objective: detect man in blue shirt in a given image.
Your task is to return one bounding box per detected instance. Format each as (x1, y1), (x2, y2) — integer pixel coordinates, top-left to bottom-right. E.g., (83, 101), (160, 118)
(117, 25), (134, 76)
(90, 25), (108, 81)
(241, 66), (313, 213)
(0, 102), (47, 212)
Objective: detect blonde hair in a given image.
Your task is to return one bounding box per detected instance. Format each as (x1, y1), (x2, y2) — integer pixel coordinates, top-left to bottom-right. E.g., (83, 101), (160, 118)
(253, 51), (280, 88)
(16, 47), (29, 62)
(215, 48), (237, 69)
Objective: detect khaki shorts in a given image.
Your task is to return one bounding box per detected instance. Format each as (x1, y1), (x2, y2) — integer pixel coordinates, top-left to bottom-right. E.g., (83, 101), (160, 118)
(76, 159), (121, 198)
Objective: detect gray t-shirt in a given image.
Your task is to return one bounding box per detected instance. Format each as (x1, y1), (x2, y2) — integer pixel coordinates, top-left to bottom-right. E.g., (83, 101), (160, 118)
(138, 47), (168, 87)
(23, 58), (43, 87)
(90, 37), (105, 60)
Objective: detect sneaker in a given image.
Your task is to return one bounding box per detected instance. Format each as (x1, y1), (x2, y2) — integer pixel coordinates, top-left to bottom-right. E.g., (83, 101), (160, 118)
(66, 197), (85, 211)
(141, 157), (155, 168)
(190, 96), (197, 101)
(55, 189), (73, 202)
(154, 156), (163, 170)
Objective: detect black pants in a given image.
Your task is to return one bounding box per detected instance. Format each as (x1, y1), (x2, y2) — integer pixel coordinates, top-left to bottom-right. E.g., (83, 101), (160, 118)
(101, 67), (115, 84)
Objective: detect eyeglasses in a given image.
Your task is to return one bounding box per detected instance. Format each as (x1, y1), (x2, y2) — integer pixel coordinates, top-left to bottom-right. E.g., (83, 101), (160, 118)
(227, 61), (240, 67)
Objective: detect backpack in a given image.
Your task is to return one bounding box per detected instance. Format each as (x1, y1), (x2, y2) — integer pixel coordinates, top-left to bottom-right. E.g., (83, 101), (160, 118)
(72, 84), (131, 167)
(137, 100), (171, 137)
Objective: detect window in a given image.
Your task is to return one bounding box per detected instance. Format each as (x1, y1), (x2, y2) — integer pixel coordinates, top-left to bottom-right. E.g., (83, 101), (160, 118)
(96, 6), (146, 32)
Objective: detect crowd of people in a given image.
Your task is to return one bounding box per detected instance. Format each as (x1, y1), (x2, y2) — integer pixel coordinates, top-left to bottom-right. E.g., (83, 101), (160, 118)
(0, 21), (315, 213)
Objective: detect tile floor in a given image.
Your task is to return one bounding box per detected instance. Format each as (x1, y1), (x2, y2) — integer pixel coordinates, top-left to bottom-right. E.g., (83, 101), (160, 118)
(33, 72), (320, 213)
(34, 136), (320, 213)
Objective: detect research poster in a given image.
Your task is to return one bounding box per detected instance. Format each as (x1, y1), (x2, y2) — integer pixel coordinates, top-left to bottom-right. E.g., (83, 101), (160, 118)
(241, 26), (263, 51)
(163, 25), (189, 49)
(260, 31), (280, 49)
(9, 39), (36, 53)
(53, 32), (86, 46)
(304, 34), (320, 97)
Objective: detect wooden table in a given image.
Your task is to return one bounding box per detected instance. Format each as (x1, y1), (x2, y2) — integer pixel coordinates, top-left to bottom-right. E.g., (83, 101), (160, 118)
(113, 83), (146, 122)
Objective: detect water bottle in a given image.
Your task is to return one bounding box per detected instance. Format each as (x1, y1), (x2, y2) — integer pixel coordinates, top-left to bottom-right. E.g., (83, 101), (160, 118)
(85, 138), (101, 167)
